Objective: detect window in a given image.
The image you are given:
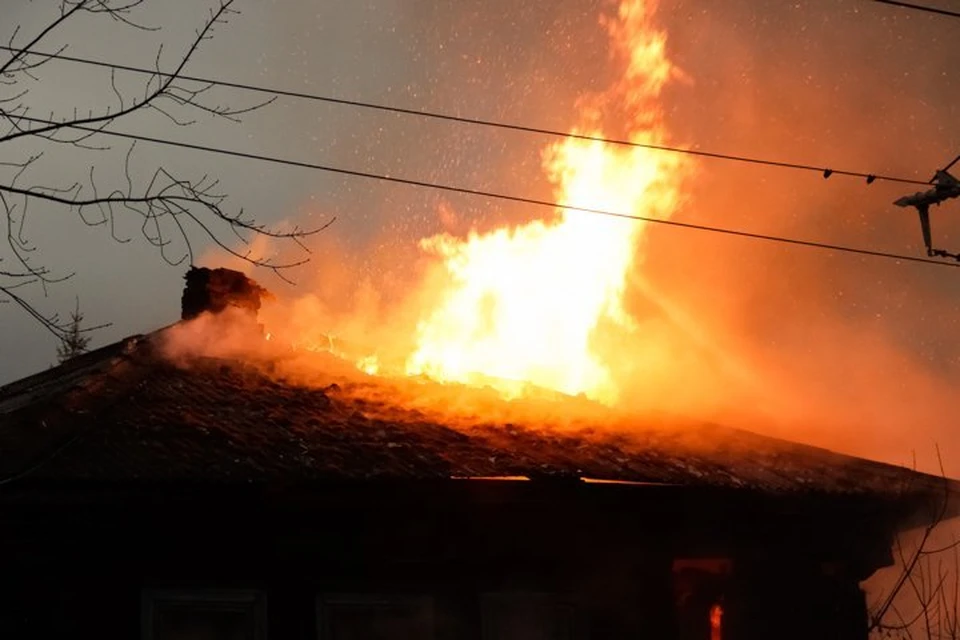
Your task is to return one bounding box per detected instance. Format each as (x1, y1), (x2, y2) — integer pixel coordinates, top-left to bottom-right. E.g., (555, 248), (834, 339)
(481, 592), (579, 640)
(316, 594), (433, 640)
(672, 559), (731, 640)
(142, 589), (267, 640)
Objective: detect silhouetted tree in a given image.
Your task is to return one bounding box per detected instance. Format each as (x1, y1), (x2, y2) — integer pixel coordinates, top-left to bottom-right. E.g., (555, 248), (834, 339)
(55, 298), (90, 363)
(0, 0), (332, 342)
(869, 452), (960, 640)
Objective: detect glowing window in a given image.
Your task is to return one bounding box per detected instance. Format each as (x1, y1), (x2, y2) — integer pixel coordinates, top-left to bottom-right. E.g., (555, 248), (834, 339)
(709, 603), (723, 640)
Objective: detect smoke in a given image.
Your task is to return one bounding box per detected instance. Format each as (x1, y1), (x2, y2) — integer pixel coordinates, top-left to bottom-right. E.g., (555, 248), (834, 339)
(151, 7), (960, 632)
(169, 1), (960, 477)
(630, 0), (960, 474)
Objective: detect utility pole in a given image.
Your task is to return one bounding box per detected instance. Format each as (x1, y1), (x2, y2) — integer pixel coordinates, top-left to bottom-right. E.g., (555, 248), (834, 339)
(893, 155), (960, 261)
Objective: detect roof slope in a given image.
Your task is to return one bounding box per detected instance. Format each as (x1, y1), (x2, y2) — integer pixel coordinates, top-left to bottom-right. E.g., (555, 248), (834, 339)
(0, 329), (953, 507)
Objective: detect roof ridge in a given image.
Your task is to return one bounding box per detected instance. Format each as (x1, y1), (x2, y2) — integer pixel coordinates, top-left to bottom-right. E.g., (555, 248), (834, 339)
(0, 334), (151, 414)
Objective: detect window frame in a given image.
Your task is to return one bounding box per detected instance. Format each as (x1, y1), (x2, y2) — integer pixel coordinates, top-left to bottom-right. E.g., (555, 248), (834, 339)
(141, 588), (268, 640)
(315, 593), (435, 640)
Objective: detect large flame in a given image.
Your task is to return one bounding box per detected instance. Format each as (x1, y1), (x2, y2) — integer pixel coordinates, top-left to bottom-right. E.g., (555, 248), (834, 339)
(404, 0), (688, 404)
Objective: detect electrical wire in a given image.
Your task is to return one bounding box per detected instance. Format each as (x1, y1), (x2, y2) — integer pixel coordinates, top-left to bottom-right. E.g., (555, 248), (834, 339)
(940, 153), (960, 174)
(8, 114), (960, 269)
(872, 0), (960, 19)
(0, 43), (932, 188)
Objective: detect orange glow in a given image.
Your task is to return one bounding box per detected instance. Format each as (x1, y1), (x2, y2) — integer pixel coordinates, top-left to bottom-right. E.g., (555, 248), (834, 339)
(356, 354), (380, 376)
(175, 0), (960, 478)
(404, 0), (687, 403)
(709, 603), (723, 640)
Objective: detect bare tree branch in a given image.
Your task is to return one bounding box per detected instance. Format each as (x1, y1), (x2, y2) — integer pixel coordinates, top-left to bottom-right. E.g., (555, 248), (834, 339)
(0, 0), (330, 349)
(0, 1), (244, 146)
(0, 1), (88, 78)
(869, 448), (960, 639)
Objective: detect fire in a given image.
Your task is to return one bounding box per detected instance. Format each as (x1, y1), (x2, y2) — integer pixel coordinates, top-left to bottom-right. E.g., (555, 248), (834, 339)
(404, 0), (688, 404)
(710, 603), (723, 640)
(357, 354), (380, 376)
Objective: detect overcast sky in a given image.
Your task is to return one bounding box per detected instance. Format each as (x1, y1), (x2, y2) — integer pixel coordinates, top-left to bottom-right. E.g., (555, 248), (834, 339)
(2, 0), (959, 467)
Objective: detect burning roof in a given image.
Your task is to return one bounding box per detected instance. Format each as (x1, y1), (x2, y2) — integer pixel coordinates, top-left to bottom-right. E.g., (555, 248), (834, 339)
(0, 320), (955, 525)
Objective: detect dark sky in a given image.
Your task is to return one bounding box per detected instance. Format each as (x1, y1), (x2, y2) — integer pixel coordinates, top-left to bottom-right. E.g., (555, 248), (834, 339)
(2, 0), (959, 469)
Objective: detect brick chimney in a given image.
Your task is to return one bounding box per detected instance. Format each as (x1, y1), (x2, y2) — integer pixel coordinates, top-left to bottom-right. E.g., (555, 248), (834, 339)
(180, 267), (268, 321)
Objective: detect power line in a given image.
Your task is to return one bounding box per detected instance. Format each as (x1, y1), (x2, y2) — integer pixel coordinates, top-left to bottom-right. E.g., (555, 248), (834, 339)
(941, 153), (960, 174)
(7, 114), (959, 269)
(0, 43), (931, 188)
(872, 0), (960, 19)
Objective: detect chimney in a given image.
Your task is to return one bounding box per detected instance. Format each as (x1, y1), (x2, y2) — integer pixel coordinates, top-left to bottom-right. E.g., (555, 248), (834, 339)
(180, 267), (268, 321)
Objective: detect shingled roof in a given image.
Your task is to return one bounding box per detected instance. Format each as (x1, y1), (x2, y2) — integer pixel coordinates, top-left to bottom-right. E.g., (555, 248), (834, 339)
(0, 324), (955, 519)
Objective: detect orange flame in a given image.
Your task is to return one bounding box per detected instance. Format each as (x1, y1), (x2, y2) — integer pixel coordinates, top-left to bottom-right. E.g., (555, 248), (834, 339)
(404, 0), (688, 404)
